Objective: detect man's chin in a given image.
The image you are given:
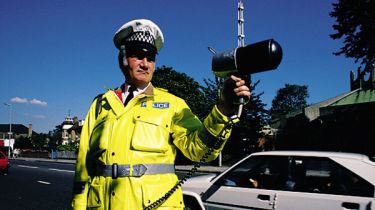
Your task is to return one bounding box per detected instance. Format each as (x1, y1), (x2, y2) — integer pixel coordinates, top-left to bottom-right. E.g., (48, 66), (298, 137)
(132, 80), (150, 88)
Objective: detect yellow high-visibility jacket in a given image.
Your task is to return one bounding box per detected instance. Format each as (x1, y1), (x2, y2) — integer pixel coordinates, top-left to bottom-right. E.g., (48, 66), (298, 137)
(71, 84), (232, 210)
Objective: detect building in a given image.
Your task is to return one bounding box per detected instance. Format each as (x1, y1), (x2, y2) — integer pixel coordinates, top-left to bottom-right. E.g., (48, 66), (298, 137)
(0, 123), (37, 152)
(272, 66), (375, 157)
(61, 116), (84, 145)
(0, 123), (36, 140)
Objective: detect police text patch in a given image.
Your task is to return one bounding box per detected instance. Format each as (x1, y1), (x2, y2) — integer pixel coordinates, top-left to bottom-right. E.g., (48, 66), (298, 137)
(152, 102), (170, 109)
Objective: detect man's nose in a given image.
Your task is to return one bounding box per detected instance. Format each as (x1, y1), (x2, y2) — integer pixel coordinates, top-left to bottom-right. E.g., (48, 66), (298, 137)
(140, 57), (149, 68)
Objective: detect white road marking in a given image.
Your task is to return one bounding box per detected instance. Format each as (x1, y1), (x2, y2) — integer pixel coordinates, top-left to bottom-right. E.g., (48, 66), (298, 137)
(37, 181), (51, 185)
(49, 168), (74, 173)
(17, 165), (38, 169)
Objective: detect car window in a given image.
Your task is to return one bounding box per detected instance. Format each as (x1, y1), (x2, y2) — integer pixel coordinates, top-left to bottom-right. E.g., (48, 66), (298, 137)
(219, 155), (289, 190)
(286, 157), (374, 197)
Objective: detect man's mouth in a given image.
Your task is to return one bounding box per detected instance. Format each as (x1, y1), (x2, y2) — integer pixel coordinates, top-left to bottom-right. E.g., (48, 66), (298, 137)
(137, 69), (149, 74)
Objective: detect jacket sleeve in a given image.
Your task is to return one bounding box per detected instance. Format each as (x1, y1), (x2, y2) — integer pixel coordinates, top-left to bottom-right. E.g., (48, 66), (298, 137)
(172, 98), (233, 162)
(71, 99), (98, 210)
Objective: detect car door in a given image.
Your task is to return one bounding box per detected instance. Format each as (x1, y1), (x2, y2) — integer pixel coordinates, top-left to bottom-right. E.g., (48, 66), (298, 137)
(202, 155), (290, 210)
(205, 187), (276, 210)
(275, 156), (375, 210)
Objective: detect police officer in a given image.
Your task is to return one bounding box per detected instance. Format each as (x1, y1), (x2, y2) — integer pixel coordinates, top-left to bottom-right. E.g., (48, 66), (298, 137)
(71, 19), (250, 210)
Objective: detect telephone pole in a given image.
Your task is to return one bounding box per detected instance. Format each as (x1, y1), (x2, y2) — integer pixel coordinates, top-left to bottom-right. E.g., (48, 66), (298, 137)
(4, 103), (12, 158)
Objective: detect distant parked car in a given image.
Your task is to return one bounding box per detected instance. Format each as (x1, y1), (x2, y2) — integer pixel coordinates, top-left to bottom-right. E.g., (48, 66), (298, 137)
(182, 151), (375, 210)
(0, 150), (10, 174)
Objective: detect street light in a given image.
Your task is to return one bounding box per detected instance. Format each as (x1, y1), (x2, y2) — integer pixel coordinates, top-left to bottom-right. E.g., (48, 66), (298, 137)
(4, 103), (12, 158)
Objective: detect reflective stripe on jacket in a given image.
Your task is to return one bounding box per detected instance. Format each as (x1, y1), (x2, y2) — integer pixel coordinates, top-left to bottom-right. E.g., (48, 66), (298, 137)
(71, 84), (232, 210)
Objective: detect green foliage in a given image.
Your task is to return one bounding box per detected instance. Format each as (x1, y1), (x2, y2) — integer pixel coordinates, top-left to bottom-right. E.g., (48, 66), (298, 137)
(152, 66), (213, 119)
(203, 77), (270, 133)
(14, 136), (33, 149)
(57, 143), (77, 152)
(330, 0), (375, 70)
(270, 84), (309, 115)
(240, 80), (270, 129)
(32, 133), (48, 150)
(14, 134), (50, 150)
(223, 78), (270, 160)
(48, 125), (63, 147)
(202, 77), (221, 113)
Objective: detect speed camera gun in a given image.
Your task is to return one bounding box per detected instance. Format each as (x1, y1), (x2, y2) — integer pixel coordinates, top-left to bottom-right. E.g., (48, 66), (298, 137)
(212, 39), (283, 77)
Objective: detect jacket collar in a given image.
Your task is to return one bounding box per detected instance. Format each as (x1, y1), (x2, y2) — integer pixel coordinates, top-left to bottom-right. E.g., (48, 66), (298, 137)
(106, 83), (155, 117)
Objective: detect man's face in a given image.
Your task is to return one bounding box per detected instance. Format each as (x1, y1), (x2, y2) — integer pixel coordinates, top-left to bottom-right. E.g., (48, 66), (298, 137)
(125, 52), (155, 88)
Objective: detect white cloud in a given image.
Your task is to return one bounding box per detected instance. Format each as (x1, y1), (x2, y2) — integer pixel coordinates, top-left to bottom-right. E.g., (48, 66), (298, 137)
(9, 97), (48, 107)
(10, 97), (28, 104)
(29, 99), (48, 107)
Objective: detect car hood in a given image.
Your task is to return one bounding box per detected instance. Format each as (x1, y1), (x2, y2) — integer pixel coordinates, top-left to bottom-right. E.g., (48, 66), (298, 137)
(182, 174), (217, 194)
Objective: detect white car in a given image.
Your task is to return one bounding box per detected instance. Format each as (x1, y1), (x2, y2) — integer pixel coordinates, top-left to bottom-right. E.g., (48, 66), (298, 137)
(182, 151), (375, 210)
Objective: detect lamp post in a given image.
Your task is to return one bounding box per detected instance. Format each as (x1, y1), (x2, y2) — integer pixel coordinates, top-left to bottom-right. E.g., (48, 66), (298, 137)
(4, 103), (12, 158)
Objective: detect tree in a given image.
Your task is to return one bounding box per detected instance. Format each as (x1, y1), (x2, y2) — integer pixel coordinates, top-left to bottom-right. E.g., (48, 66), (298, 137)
(152, 65), (212, 120)
(270, 84), (309, 116)
(330, 0), (375, 71)
(14, 136), (33, 149)
(200, 76), (271, 162)
(241, 80), (270, 129)
(32, 133), (48, 150)
(48, 125), (63, 148)
(201, 77), (270, 132)
(200, 77), (223, 118)
(222, 79), (271, 161)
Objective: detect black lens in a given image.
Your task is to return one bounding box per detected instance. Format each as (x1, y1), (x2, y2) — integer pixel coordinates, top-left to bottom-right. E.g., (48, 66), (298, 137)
(127, 49), (156, 62)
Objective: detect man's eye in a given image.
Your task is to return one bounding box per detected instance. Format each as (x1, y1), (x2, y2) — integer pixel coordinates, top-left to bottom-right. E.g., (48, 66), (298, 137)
(128, 54), (155, 62)
(128, 54), (138, 59)
(146, 56), (155, 62)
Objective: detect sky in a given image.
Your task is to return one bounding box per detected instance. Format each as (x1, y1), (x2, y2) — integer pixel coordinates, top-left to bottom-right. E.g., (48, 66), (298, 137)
(0, 0), (359, 134)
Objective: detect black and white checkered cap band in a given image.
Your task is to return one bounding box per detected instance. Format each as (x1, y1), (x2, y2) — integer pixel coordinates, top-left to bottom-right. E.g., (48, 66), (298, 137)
(125, 31), (155, 46)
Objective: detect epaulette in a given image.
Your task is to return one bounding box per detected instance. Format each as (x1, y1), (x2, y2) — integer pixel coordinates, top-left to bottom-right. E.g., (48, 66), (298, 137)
(155, 87), (169, 92)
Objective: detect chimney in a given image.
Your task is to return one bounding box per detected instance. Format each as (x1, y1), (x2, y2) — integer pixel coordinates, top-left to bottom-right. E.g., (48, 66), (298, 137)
(28, 124), (32, 137)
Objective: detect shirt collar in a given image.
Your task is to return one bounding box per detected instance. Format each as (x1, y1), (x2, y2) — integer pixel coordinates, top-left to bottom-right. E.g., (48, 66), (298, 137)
(117, 82), (154, 96)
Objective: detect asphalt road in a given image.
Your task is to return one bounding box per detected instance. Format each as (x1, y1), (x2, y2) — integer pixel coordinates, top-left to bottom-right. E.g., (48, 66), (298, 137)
(0, 159), (209, 210)
(0, 159), (75, 210)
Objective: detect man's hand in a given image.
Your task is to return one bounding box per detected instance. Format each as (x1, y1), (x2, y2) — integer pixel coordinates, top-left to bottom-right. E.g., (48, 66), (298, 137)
(217, 75), (251, 116)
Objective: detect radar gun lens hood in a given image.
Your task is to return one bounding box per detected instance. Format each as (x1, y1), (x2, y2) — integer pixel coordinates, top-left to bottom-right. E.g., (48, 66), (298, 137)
(212, 39), (283, 77)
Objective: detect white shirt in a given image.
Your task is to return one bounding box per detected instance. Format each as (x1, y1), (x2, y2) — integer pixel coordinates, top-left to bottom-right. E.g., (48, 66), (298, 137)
(121, 83), (150, 104)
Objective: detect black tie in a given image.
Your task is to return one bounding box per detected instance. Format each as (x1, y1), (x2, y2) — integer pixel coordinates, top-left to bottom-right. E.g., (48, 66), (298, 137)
(124, 86), (136, 106)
